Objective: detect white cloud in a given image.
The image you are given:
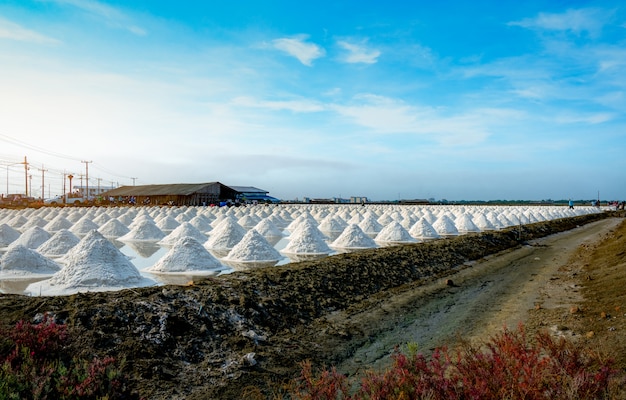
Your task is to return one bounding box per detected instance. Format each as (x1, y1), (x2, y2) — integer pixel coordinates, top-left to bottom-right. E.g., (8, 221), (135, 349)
(272, 35), (325, 66)
(231, 96), (325, 112)
(508, 8), (610, 37)
(337, 40), (380, 64)
(331, 94), (504, 145)
(0, 17), (60, 44)
(41, 0), (147, 36)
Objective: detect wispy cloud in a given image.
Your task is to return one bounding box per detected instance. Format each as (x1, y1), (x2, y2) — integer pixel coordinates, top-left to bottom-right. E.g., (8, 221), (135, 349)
(271, 34), (325, 66)
(337, 39), (380, 64)
(0, 17), (60, 44)
(41, 0), (147, 36)
(508, 8), (610, 37)
(231, 96), (325, 112)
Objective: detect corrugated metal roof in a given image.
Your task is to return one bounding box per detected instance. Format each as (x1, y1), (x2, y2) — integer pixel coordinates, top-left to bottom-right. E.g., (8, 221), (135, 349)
(228, 186), (268, 194)
(103, 182), (224, 197)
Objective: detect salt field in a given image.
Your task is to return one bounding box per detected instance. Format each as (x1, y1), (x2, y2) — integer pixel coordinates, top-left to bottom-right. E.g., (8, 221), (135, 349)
(0, 203), (603, 296)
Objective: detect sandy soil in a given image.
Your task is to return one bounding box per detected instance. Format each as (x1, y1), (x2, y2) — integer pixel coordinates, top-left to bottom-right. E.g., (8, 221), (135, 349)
(0, 211), (624, 399)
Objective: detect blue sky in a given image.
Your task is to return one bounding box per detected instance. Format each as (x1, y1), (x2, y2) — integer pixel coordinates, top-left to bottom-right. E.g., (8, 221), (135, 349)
(0, 0), (625, 201)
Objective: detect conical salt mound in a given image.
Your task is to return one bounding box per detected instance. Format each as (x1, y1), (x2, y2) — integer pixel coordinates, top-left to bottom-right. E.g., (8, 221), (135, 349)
(472, 213), (497, 231)
(43, 215), (73, 232)
(98, 218), (131, 238)
(283, 221), (331, 255)
(70, 217), (100, 236)
(0, 244), (61, 277)
(358, 214), (383, 235)
(118, 219), (166, 242)
(158, 222), (207, 246)
(253, 218), (284, 238)
(205, 217), (246, 250)
(19, 216), (48, 231)
(189, 214), (213, 234)
(318, 215), (346, 233)
(331, 224), (377, 249)
(409, 218), (440, 240)
(9, 226), (51, 250)
(375, 221), (415, 244)
(156, 215), (180, 231)
(37, 229), (80, 258)
(146, 237), (223, 274)
(237, 214), (260, 229)
(224, 229), (282, 262)
(454, 214), (481, 233)
(31, 230), (153, 295)
(432, 215), (459, 236)
(0, 223), (21, 247)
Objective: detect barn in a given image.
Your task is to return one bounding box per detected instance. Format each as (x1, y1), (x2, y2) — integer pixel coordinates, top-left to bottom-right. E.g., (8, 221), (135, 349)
(101, 182), (242, 206)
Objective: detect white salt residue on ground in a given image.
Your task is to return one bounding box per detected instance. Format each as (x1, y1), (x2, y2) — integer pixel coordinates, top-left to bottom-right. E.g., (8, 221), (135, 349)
(98, 218), (131, 238)
(408, 218), (440, 240)
(282, 220), (331, 255)
(0, 223), (21, 248)
(375, 221), (416, 244)
(454, 213), (481, 233)
(145, 237), (223, 274)
(223, 229), (282, 262)
(8, 226), (51, 250)
(70, 217), (100, 236)
(331, 224), (377, 249)
(432, 214), (460, 236)
(0, 244), (61, 277)
(158, 222), (207, 246)
(37, 229), (80, 258)
(28, 230), (155, 296)
(205, 217), (246, 250)
(118, 219), (166, 242)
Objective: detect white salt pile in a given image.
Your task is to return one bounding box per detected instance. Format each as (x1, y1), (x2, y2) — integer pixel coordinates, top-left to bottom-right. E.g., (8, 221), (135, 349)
(70, 217), (100, 236)
(0, 245), (61, 277)
(43, 215), (73, 232)
(472, 212), (497, 231)
(375, 221), (416, 244)
(432, 215), (459, 236)
(188, 214), (213, 234)
(37, 229), (80, 258)
(409, 218), (440, 240)
(358, 214), (383, 235)
(158, 222), (207, 246)
(9, 226), (51, 250)
(19, 216), (48, 231)
(205, 217), (246, 250)
(223, 229), (282, 262)
(118, 219), (166, 242)
(145, 237), (223, 274)
(454, 213), (481, 233)
(97, 218), (131, 238)
(318, 215), (346, 233)
(330, 224), (377, 249)
(282, 220), (331, 255)
(237, 214), (259, 229)
(156, 215), (180, 231)
(252, 218), (284, 239)
(0, 223), (21, 248)
(29, 230), (154, 295)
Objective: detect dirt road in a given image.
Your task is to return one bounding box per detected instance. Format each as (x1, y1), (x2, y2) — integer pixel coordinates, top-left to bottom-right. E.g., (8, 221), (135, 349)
(332, 217), (624, 377)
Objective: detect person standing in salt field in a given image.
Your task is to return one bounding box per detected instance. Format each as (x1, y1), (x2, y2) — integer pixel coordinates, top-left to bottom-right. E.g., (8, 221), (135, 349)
(568, 199), (574, 209)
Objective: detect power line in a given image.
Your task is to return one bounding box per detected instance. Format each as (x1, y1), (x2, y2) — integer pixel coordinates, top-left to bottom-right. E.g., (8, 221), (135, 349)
(0, 133), (82, 162)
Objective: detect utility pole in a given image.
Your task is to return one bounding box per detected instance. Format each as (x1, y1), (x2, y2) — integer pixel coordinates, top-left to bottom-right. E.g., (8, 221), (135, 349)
(131, 177), (137, 186)
(23, 156), (28, 197)
(97, 177), (101, 198)
(82, 160), (92, 201)
(38, 164), (47, 200)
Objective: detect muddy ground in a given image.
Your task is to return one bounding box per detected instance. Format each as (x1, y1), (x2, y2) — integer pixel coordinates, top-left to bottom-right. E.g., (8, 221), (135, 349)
(0, 211), (624, 399)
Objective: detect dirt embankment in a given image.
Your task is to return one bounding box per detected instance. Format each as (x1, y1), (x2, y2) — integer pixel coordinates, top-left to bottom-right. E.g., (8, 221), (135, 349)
(0, 212), (622, 399)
